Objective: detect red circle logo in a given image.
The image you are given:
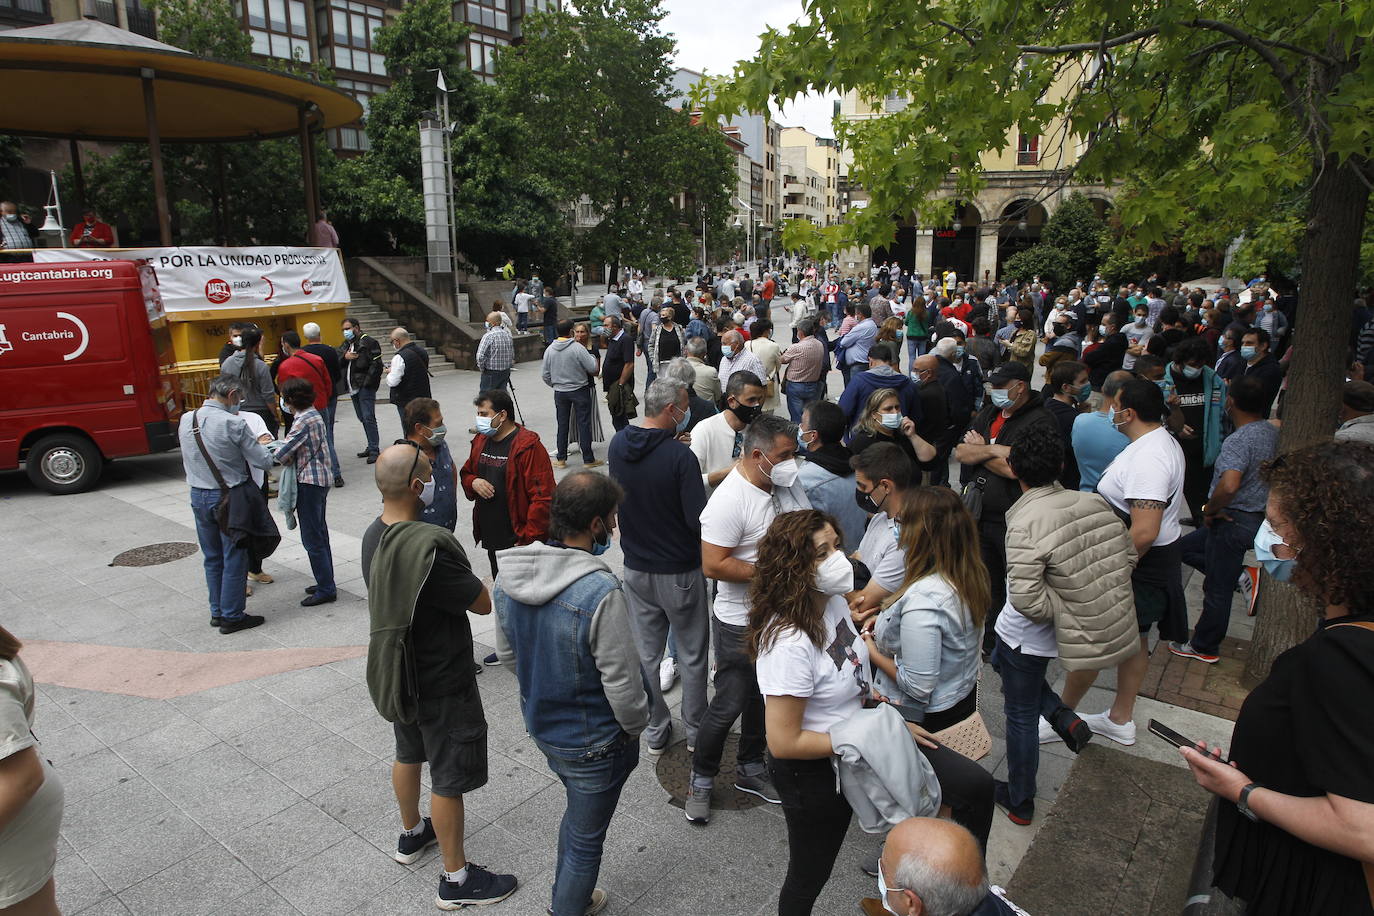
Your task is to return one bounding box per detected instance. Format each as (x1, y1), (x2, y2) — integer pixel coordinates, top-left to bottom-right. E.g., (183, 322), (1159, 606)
(300, 278), (313, 295)
(205, 279), (232, 304)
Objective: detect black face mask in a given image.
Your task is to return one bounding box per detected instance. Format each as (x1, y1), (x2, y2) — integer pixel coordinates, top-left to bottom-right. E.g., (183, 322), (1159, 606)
(729, 402), (763, 425)
(855, 484), (886, 515)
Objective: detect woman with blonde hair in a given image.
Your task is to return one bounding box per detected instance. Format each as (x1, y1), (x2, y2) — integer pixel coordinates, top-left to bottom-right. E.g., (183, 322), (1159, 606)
(861, 485), (996, 849)
(848, 387), (936, 467)
(0, 625), (63, 915)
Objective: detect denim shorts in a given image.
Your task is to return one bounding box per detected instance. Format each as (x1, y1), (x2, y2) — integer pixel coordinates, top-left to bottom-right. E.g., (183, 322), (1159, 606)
(393, 684), (488, 797)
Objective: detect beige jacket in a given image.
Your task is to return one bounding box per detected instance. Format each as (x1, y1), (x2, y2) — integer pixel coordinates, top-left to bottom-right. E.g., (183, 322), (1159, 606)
(1004, 483), (1139, 671)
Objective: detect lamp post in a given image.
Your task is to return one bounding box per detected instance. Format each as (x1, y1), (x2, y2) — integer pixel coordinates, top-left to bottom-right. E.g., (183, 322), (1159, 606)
(733, 196), (754, 268)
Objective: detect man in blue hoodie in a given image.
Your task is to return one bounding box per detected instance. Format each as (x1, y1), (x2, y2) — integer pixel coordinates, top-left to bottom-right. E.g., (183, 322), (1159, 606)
(837, 342), (922, 432)
(608, 378), (709, 755)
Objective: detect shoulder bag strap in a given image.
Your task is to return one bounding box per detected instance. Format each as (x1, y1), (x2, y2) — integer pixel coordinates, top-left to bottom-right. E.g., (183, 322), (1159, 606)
(191, 409), (230, 494)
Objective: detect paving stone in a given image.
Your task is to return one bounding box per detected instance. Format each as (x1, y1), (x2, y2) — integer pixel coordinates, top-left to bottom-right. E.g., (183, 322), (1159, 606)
(307, 764), (399, 832)
(61, 773), (172, 850)
(52, 853), (115, 914)
(209, 884), (303, 915)
(223, 799), (354, 882)
(268, 834), (408, 916)
(175, 768), (307, 840)
(461, 752), (555, 824)
(116, 845), (260, 916)
(81, 808), (214, 893)
(228, 709), (335, 766)
(108, 713), (220, 771)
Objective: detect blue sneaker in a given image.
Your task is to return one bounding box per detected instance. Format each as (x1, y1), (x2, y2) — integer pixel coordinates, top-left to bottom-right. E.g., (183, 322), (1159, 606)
(436, 864), (518, 909)
(393, 817), (437, 864)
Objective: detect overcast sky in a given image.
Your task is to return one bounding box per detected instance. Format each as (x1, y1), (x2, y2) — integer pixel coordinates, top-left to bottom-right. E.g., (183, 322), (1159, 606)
(659, 0), (839, 138)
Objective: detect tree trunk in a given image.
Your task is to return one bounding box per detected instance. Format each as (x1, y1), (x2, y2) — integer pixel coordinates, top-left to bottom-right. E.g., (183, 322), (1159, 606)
(1243, 153), (1370, 685)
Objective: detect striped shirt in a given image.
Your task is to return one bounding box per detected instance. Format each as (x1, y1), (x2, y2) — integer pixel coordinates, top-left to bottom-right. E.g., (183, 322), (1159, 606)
(476, 326), (515, 371)
(276, 408), (332, 487)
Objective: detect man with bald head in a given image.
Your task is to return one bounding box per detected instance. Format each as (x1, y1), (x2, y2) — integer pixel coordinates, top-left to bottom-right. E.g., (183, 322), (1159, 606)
(717, 328), (767, 396)
(361, 445), (518, 907)
(475, 311), (515, 396)
(911, 354), (949, 482)
(869, 818), (1021, 915)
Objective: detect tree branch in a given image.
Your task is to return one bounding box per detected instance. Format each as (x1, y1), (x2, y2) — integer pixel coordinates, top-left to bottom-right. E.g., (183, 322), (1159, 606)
(1018, 27), (1162, 54)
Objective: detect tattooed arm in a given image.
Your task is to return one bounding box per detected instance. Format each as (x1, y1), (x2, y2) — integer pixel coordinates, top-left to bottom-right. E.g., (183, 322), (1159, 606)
(1127, 498), (1166, 556)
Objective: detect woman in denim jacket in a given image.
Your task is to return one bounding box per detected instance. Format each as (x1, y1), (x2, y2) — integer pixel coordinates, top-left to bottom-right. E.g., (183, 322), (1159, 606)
(861, 485), (995, 848)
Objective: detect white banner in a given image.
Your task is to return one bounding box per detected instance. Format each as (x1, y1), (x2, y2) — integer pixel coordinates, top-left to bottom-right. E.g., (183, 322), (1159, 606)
(32, 246), (349, 314)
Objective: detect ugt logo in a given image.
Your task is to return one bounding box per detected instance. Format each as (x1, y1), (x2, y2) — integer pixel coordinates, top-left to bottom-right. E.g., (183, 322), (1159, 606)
(0, 323), (11, 356)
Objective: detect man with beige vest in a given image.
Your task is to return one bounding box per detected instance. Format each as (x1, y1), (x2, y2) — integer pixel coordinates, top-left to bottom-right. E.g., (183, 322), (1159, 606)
(991, 423), (1138, 825)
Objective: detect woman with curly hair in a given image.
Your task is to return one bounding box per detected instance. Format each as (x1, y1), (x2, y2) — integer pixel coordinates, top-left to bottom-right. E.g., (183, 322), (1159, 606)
(1182, 440), (1374, 916)
(0, 625), (64, 915)
(748, 509), (873, 916)
(861, 486), (996, 849)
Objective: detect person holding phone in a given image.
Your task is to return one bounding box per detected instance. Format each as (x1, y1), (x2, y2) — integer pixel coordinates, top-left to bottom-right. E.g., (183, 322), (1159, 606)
(1181, 440), (1374, 916)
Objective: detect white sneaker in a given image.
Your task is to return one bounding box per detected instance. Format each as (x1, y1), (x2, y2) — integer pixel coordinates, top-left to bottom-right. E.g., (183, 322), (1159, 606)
(659, 656), (679, 692)
(1038, 718), (1057, 744)
(1081, 710), (1136, 746)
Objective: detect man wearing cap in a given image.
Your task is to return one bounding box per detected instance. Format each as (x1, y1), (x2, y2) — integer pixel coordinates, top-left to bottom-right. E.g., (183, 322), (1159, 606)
(1334, 380), (1374, 445)
(955, 361), (1059, 657)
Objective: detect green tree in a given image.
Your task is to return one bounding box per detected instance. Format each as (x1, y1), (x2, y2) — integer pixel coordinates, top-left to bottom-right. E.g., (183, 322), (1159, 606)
(79, 0), (322, 245)
(707, 0), (1374, 679)
(1001, 192), (1108, 286)
(1002, 245), (1072, 289)
(496, 0), (735, 278)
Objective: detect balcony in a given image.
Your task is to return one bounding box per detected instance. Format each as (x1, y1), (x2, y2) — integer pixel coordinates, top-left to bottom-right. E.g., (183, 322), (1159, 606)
(0, 0), (50, 21)
(127, 3), (156, 37)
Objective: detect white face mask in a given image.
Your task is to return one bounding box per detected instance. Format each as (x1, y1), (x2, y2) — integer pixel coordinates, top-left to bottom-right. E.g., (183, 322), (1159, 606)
(417, 476), (436, 508)
(764, 455), (800, 487)
(814, 549), (854, 596)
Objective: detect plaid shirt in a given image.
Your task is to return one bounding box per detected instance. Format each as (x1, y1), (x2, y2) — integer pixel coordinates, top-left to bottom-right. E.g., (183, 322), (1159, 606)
(276, 408), (332, 487)
(476, 325), (514, 371)
(1, 217), (32, 251)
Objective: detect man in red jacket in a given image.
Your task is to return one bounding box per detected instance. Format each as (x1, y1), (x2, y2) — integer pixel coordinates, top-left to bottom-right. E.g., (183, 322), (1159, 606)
(276, 330), (332, 432)
(459, 387), (554, 581)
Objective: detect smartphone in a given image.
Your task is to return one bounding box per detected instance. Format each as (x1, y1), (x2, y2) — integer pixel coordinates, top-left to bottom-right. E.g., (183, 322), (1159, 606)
(1148, 719), (1227, 763)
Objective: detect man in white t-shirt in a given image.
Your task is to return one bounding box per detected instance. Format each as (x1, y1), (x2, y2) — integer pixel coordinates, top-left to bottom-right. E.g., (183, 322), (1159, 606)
(1061, 379), (1184, 747)
(688, 414), (811, 824)
(848, 442), (915, 626)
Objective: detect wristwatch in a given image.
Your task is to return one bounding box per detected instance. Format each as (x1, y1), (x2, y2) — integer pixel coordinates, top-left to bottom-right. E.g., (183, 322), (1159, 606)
(1237, 783), (1262, 822)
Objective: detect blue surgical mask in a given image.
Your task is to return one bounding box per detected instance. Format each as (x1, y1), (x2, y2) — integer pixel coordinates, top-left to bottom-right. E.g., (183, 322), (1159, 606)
(343, 328), (354, 341)
(1098, 323), (1108, 336)
(1156, 379), (1170, 395)
(890, 519), (901, 541)
(1240, 345), (1257, 361)
(1075, 381), (1092, 402)
(1181, 365), (1202, 379)
(475, 415), (494, 436)
(954, 345), (965, 359)
(592, 520), (613, 556)
(1262, 302), (1273, 313)
(674, 404), (691, 434)
(990, 388), (1013, 409)
(1253, 519), (1297, 581)
(880, 412), (903, 429)
(721, 345), (734, 359)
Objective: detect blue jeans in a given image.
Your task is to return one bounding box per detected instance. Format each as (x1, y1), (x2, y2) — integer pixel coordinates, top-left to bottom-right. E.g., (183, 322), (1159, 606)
(190, 487), (249, 622)
(907, 337), (928, 364)
(323, 399), (341, 477)
(991, 635), (1069, 810)
(517, 311), (529, 331)
(538, 739), (638, 916)
(294, 483), (336, 597)
(784, 379), (820, 423)
(554, 388), (595, 462)
(350, 387), (380, 456)
(1180, 511), (1263, 655)
(543, 322), (556, 345)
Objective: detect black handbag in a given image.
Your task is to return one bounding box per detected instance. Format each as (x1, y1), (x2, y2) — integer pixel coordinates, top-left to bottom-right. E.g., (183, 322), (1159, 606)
(191, 409), (233, 534)
(961, 474), (987, 522)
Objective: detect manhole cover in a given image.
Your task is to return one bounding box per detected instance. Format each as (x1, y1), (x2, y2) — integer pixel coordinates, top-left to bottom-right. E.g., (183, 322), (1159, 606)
(655, 733), (769, 812)
(109, 542), (199, 567)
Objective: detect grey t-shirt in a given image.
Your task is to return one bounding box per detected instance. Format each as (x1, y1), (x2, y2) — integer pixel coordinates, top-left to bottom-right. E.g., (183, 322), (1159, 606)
(1209, 420), (1279, 512)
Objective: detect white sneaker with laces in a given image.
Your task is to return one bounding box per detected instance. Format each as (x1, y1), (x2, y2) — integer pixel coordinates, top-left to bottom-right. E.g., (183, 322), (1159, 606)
(659, 656), (679, 692)
(1081, 710), (1136, 746)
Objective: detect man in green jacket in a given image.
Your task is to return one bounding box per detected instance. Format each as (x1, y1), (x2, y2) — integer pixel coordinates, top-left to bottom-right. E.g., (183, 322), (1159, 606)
(361, 445), (518, 910)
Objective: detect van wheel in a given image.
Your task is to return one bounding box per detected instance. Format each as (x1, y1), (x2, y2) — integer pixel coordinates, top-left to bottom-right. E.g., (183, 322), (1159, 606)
(25, 433), (103, 494)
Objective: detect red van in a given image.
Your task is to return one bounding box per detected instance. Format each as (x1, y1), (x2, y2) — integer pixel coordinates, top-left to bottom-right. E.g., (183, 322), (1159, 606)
(0, 259), (183, 493)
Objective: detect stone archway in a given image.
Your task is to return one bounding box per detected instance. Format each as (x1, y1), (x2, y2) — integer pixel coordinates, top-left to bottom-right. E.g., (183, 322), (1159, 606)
(996, 198), (1049, 277)
(930, 199), (983, 286)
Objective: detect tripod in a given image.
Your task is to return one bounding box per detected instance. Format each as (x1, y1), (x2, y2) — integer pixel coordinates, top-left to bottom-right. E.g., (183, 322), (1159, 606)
(506, 373), (527, 426)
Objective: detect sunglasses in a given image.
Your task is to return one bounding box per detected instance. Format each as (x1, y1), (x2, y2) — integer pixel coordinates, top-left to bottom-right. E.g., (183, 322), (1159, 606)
(392, 438), (421, 484)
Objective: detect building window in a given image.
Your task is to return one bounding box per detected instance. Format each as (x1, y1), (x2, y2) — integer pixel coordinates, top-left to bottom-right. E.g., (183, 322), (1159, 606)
(317, 0), (386, 75)
(458, 0), (508, 31)
(245, 0), (311, 61)
(333, 126), (371, 151)
(466, 32), (508, 77)
(1017, 133), (1039, 166)
(0, 0), (50, 23)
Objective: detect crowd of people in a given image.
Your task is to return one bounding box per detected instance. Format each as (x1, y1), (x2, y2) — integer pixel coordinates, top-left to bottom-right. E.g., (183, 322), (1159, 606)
(4, 259), (1374, 916)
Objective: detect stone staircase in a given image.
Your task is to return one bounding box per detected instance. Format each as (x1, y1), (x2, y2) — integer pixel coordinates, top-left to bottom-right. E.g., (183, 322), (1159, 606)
(345, 292), (459, 376)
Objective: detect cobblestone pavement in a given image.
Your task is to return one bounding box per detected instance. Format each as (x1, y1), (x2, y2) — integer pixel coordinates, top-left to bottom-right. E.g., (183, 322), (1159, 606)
(0, 317), (1248, 914)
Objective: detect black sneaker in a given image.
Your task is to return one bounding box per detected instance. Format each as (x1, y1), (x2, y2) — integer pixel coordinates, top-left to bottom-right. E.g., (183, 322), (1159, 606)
(436, 864), (517, 909)
(994, 779), (1033, 826)
(483, 652), (501, 666)
(1048, 707), (1094, 754)
(393, 817), (437, 864)
(356, 450), (371, 458)
(219, 614), (265, 635)
(734, 771), (781, 804)
(366, 453), (378, 464)
(301, 592), (337, 607)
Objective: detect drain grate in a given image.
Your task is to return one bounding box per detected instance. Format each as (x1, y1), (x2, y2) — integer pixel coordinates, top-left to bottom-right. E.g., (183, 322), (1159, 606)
(655, 734), (769, 812)
(109, 542), (199, 567)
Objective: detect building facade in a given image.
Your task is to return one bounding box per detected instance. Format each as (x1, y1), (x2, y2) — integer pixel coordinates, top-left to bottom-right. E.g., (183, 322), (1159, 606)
(837, 84), (1114, 281)
(780, 126), (839, 226)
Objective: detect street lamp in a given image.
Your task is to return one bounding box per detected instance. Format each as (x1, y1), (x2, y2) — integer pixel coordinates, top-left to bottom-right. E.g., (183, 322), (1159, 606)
(733, 196), (754, 268)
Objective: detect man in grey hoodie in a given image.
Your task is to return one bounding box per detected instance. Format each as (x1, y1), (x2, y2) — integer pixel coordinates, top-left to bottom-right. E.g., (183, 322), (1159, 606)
(541, 319), (602, 468)
(494, 471), (649, 916)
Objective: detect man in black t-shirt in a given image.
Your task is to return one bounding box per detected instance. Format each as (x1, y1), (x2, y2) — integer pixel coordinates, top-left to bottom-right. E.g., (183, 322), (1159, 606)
(360, 445), (517, 907)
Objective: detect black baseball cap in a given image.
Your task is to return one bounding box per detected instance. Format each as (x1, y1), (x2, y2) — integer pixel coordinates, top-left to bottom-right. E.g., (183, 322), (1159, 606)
(988, 362), (1031, 386)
